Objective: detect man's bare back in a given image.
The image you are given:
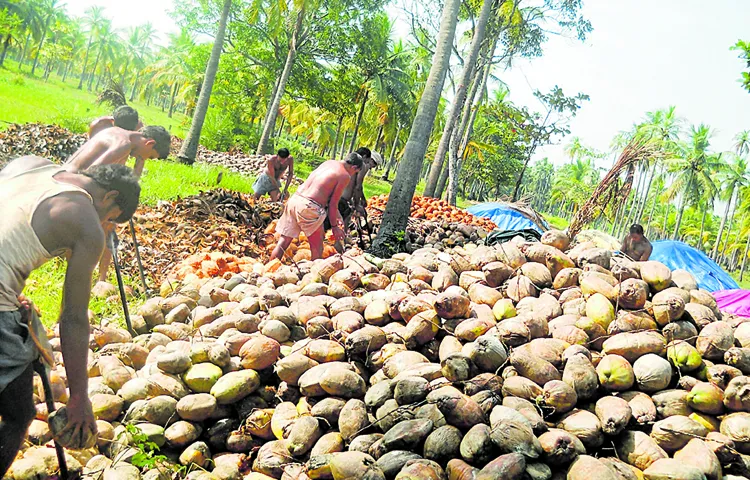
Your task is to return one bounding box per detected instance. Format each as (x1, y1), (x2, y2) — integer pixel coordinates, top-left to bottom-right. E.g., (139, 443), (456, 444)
(267, 155), (292, 181)
(68, 127), (138, 172)
(296, 160), (351, 207)
(621, 224), (652, 261)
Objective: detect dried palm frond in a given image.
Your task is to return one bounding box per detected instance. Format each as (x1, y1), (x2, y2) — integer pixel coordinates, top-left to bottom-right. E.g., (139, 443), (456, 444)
(568, 139), (663, 238)
(97, 82), (128, 108)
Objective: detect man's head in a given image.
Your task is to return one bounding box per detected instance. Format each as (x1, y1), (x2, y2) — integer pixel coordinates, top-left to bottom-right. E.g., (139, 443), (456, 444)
(112, 106), (140, 131)
(343, 152), (364, 176)
(135, 125), (171, 160)
(630, 223), (644, 241)
(277, 148), (291, 159)
(82, 164), (141, 224)
(356, 147), (372, 160)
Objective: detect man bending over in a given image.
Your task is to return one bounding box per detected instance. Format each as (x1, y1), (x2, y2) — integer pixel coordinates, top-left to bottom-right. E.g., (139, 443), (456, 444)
(253, 148), (295, 201)
(271, 153), (363, 261)
(67, 125), (171, 178)
(621, 223), (652, 261)
(65, 125), (169, 286)
(88, 105), (143, 138)
(0, 157), (141, 477)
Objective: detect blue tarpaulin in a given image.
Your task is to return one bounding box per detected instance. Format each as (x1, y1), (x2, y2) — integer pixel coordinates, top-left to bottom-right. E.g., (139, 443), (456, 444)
(467, 203), (548, 234)
(650, 240), (739, 292)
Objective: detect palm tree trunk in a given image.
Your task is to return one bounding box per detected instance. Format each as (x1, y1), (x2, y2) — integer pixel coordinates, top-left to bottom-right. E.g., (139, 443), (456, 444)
(382, 123), (402, 181)
(77, 35), (94, 89)
(261, 75), (282, 132)
(427, 0), (492, 200)
(120, 57), (130, 86)
(662, 203), (671, 238)
(339, 131), (349, 160)
(375, 123), (384, 152)
(0, 34), (12, 67)
(18, 31), (30, 70)
(635, 161), (657, 222)
(740, 233), (750, 281)
(645, 192), (658, 237)
(31, 17), (51, 76)
(87, 47), (102, 91)
(349, 89), (369, 152)
(276, 116), (286, 137)
(371, 0), (461, 254)
(331, 116), (343, 160)
(62, 57), (73, 82)
(722, 208), (741, 259)
(673, 170), (694, 238)
(256, 7), (304, 155)
(168, 82), (178, 118)
(713, 188), (734, 258)
(129, 75), (138, 101)
(698, 203), (708, 251)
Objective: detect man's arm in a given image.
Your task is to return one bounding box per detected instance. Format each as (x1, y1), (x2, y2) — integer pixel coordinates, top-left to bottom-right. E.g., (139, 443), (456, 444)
(133, 157), (145, 178)
(640, 242), (653, 261)
(56, 207), (103, 445)
(282, 159), (294, 197)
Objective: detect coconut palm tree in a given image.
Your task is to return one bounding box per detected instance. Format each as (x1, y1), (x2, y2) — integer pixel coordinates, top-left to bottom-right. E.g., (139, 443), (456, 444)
(179, 0), (232, 164)
(30, 0), (64, 76)
(147, 29), (198, 117)
(77, 5), (105, 89)
(712, 153), (749, 258)
(665, 124), (722, 239)
(0, 4), (22, 67)
(370, 0), (461, 253)
(13, 0), (44, 69)
(735, 130), (750, 157)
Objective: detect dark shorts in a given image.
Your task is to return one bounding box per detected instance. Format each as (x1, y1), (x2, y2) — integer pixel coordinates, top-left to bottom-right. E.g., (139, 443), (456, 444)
(0, 309), (38, 395)
(324, 200), (353, 231)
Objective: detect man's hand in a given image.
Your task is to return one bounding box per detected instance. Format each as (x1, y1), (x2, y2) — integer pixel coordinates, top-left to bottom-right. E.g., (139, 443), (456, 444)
(332, 225), (346, 244)
(59, 393), (97, 448)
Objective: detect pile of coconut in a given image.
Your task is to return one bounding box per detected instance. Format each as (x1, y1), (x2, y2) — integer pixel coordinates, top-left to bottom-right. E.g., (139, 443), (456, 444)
(9, 230), (750, 480)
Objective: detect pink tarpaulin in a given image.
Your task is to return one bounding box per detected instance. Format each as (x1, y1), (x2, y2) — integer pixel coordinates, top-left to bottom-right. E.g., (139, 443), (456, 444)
(713, 289), (750, 317)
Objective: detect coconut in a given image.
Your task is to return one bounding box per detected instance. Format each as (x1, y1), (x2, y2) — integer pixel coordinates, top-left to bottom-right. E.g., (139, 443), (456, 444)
(596, 355), (635, 391)
(686, 382), (725, 415)
(633, 354), (673, 393)
(595, 396), (632, 435)
(651, 290), (686, 327)
(639, 261), (672, 292)
(614, 278), (649, 310)
(586, 293), (615, 330)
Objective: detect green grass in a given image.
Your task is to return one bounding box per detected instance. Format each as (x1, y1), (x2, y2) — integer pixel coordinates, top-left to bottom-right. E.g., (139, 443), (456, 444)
(137, 159), (257, 205)
(544, 214), (570, 230)
(0, 67), (188, 136)
(730, 272), (750, 290)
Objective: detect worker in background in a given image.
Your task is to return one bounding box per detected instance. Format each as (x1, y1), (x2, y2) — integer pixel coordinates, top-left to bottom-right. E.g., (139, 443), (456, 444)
(66, 125), (170, 288)
(88, 105), (143, 138)
(271, 153), (363, 261)
(253, 148), (295, 201)
(324, 147), (381, 231)
(0, 157), (141, 477)
(621, 223), (652, 261)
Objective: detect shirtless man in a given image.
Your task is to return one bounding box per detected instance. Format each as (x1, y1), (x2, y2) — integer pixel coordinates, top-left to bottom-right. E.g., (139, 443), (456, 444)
(253, 148), (295, 201)
(621, 224), (652, 261)
(67, 125), (171, 178)
(88, 105), (142, 138)
(271, 153), (363, 261)
(0, 157), (141, 477)
(66, 125), (169, 284)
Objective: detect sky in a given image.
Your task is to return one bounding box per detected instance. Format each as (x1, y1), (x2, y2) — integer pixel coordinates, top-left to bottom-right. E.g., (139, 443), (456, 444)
(65, 0), (750, 166)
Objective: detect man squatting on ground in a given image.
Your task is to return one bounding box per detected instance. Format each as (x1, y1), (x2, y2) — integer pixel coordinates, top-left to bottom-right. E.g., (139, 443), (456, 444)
(0, 157), (141, 477)
(66, 122), (171, 285)
(252, 148), (295, 201)
(621, 223), (652, 261)
(271, 153), (364, 261)
(88, 105), (144, 139)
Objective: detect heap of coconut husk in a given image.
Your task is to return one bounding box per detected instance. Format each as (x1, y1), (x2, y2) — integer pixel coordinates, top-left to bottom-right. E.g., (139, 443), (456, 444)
(12, 227), (750, 480)
(0, 123), (86, 167)
(115, 190), (283, 284)
(170, 137), (301, 186)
